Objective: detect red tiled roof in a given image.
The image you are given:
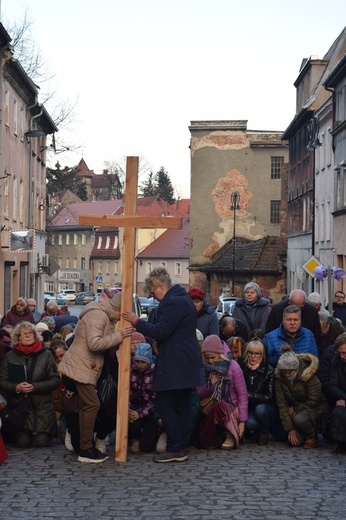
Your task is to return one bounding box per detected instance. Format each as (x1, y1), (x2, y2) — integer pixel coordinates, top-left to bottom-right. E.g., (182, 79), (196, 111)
(113, 197), (190, 218)
(91, 229), (120, 259)
(75, 158), (95, 178)
(137, 218), (190, 259)
(50, 200), (123, 227)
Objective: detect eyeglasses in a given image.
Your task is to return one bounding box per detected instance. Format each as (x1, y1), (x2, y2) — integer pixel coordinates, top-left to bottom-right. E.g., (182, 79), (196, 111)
(150, 286), (159, 298)
(248, 351), (262, 357)
(20, 331), (34, 337)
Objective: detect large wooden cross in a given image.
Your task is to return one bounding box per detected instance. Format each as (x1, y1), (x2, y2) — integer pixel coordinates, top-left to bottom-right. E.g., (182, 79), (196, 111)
(79, 156), (182, 462)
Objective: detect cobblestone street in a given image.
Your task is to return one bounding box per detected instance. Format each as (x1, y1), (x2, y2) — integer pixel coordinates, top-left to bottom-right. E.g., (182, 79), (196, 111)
(1, 437), (345, 520)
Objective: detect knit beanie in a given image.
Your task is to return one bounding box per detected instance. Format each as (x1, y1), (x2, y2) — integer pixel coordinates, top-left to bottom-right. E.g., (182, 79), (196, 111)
(110, 291), (122, 310)
(134, 343), (153, 364)
(27, 298), (36, 306)
(201, 334), (224, 354)
(36, 322), (49, 332)
(132, 332), (145, 342)
(244, 282), (261, 297)
(188, 288), (205, 301)
(277, 345), (299, 371)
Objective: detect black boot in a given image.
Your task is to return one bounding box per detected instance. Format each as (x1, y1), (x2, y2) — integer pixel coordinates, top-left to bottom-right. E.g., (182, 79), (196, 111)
(258, 431), (269, 446)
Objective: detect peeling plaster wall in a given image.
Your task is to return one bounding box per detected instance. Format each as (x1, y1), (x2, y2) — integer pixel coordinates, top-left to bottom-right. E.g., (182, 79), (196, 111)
(189, 122), (288, 268)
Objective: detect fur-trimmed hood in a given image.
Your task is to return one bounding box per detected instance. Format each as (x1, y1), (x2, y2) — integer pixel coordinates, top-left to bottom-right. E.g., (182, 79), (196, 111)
(275, 352), (319, 382)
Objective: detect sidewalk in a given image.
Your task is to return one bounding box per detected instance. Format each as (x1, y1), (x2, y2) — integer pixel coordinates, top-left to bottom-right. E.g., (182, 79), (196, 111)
(1, 437), (344, 520)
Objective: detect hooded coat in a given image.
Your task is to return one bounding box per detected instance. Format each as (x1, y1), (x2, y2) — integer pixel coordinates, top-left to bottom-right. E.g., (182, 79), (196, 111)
(274, 353), (328, 432)
(58, 300), (124, 386)
(0, 345), (59, 436)
(1, 304), (35, 327)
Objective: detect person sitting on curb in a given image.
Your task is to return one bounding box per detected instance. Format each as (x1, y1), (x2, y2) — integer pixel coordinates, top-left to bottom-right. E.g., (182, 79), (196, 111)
(274, 345), (327, 449)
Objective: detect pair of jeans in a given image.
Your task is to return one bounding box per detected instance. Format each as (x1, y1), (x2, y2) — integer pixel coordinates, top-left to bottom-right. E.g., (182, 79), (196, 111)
(246, 403), (287, 441)
(155, 388), (193, 452)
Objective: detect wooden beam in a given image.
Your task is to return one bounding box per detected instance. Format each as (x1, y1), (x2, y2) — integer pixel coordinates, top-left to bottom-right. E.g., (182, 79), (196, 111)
(79, 215), (182, 229)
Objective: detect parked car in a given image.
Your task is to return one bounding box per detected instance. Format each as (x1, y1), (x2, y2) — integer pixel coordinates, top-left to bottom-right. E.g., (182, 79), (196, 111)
(44, 292), (55, 303)
(56, 290), (76, 302)
(44, 296), (69, 313)
(216, 296), (237, 320)
(93, 292), (142, 318)
(75, 292), (95, 305)
(139, 297), (151, 315)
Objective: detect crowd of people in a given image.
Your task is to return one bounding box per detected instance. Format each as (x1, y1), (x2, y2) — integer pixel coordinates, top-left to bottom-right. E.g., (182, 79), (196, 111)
(1, 276), (346, 466)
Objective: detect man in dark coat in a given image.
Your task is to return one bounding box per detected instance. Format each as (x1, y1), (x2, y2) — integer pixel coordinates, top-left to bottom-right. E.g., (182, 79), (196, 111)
(123, 267), (202, 463)
(265, 289), (322, 349)
(318, 311), (345, 356)
(219, 315), (249, 342)
(331, 291), (346, 326)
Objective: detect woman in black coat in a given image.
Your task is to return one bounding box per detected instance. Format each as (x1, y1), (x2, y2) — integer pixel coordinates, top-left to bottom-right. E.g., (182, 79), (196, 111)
(232, 282), (270, 339)
(123, 267), (203, 463)
(328, 333), (346, 453)
(238, 339), (286, 444)
(0, 321), (59, 448)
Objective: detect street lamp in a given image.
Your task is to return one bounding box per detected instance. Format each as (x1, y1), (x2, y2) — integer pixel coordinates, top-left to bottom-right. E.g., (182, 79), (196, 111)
(230, 191), (240, 296)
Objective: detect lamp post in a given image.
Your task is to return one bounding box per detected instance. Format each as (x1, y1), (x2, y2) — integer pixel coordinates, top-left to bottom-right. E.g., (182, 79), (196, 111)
(230, 191), (240, 296)
(306, 115), (322, 292)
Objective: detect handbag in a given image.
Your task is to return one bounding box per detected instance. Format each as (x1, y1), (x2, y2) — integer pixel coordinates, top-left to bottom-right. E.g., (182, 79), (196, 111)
(97, 356), (117, 417)
(56, 389), (80, 415)
(1, 398), (30, 436)
(200, 396), (217, 415)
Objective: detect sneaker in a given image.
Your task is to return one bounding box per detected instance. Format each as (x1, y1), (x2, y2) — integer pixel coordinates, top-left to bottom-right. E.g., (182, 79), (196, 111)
(156, 432), (167, 453)
(221, 433), (235, 450)
(131, 439), (140, 452)
(64, 430), (74, 452)
(153, 451), (189, 463)
(95, 437), (107, 454)
(78, 448), (109, 463)
(258, 432), (269, 446)
(303, 435), (319, 449)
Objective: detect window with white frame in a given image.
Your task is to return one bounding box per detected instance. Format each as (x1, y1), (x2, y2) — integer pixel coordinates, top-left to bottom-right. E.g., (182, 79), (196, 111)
(106, 261), (110, 274)
(326, 200), (331, 242)
(66, 234), (70, 245)
(4, 90), (9, 126)
(81, 234), (86, 245)
(106, 236), (110, 249)
(175, 262), (182, 276)
(81, 257), (86, 270)
(51, 235), (55, 245)
(19, 180), (24, 223)
(58, 235), (63, 245)
(74, 234), (78, 245)
(13, 176), (18, 221)
(98, 261), (102, 274)
(97, 236), (102, 249)
(146, 262), (152, 274)
(74, 258), (77, 269)
(114, 261), (119, 275)
(13, 99), (18, 135)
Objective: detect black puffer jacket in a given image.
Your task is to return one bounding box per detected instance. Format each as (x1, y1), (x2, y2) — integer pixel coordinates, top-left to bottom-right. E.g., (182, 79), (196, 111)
(238, 355), (275, 410)
(0, 346), (59, 436)
(329, 355), (346, 402)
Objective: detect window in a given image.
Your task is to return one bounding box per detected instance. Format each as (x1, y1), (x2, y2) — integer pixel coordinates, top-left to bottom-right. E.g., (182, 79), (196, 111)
(13, 99), (18, 135)
(106, 261), (110, 275)
(66, 257), (70, 268)
(106, 236), (110, 249)
(73, 258), (77, 269)
(161, 261), (167, 268)
(270, 200), (280, 224)
(97, 236), (102, 249)
(66, 234), (70, 245)
(58, 235), (63, 245)
(81, 234), (86, 245)
(271, 157), (284, 179)
(175, 262), (182, 276)
(146, 262), (152, 274)
(81, 257), (86, 270)
(98, 261), (102, 274)
(114, 261), (119, 275)
(74, 234), (78, 245)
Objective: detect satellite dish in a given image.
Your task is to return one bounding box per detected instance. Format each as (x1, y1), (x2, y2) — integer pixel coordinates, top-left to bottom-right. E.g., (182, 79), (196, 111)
(297, 266), (306, 283)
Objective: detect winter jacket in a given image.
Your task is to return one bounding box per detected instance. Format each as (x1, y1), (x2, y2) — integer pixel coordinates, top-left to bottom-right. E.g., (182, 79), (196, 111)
(134, 284), (203, 392)
(58, 300), (124, 386)
(274, 353), (328, 432)
(331, 302), (346, 327)
(197, 359), (248, 422)
(264, 324), (319, 368)
(265, 300), (322, 347)
(238, 356), (275, 410)
(196, 303), (219, 338)
(317, 317), (345, 355)
(1, 305), (35, 327)
(317, 344), (338, 407)
(232, 297), (270, 338)
(219, 315), (249, 342)
(329, 354), (346, 403)
(130, 363), (155, 419)
(0, 345), (59, 436)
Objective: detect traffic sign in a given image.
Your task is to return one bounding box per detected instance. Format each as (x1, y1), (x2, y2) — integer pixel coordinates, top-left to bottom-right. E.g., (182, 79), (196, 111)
(96, 275), (103, 282)
(302, 256), (322, 278)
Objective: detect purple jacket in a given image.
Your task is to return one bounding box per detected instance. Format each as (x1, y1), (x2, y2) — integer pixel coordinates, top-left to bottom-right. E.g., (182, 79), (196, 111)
(130, 363), (156, 419)
(197, 359), (248, 423)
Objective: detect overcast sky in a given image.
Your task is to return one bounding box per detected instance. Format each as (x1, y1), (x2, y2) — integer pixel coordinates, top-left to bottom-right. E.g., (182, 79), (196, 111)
(1, 1), (345, 197)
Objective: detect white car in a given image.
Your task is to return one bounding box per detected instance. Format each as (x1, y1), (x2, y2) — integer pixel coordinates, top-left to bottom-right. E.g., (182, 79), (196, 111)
(56, 290), (76, 302)
(216, 296), (237, 320)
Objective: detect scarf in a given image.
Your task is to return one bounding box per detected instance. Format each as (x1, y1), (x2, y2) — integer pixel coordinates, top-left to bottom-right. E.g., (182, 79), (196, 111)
(14, 340), (43, 355)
